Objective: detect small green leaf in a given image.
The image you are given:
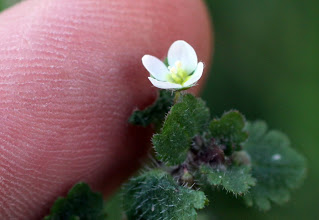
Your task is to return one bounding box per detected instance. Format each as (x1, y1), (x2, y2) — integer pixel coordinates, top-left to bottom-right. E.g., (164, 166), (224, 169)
(243, 121), (307, 211)
(153, 94), (210, 165)
(163, 57), (169, 67)
(104, 191), (122, 220)
(210, 110), (248, 154)
(128, 90), (174, 128)
(200, 165), (256, 195)
(123, 170), (207, 220)
(45, 183), (107, 220)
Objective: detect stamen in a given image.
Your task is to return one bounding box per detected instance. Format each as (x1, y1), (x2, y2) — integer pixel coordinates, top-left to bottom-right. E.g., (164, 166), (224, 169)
(166, 61), (190, 85)
(175, 61), (182, 69)
(169, 67), (177, 74)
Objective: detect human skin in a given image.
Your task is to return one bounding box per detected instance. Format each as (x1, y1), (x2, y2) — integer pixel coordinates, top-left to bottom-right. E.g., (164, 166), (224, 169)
(0, 0), (212, 218)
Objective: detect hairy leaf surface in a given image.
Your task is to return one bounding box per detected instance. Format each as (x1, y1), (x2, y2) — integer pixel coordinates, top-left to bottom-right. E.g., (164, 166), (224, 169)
(200, 165), (256, 195)
(243, 121), (307, 211)
(129, 90), (174, 128)
(153, 94), (210, 165)
(210, 110), (248, 154)
(45, 183), (106, 220)
(123, 170), (207, 220)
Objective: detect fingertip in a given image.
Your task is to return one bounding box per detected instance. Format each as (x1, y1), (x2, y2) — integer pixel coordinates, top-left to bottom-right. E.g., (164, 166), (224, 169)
(0, 0), (212, 218)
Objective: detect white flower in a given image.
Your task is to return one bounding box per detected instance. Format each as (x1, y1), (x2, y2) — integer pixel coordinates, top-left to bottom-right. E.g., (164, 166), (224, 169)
(142, 40), (204, 90)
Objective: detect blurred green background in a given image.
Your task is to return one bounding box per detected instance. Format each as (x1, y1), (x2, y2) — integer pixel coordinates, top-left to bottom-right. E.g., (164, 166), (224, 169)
(1, 0), (318, 219)
(202, 1), (319, 220)
(0, 0), (19, 10)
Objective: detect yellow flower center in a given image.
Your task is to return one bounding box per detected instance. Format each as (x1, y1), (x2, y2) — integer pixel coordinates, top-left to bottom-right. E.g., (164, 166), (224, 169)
(166, 61), (190, 85)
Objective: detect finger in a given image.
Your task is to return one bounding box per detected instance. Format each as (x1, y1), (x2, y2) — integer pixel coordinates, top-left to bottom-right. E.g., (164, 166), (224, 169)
(0, 0), (212, 218)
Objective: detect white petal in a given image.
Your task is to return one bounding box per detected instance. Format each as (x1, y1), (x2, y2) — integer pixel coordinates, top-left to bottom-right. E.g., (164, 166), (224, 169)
(142, 55), (169, 81)
(148, 77), (182, 90)
(167, 40), (198, 74)
(183, 62), (204, 87)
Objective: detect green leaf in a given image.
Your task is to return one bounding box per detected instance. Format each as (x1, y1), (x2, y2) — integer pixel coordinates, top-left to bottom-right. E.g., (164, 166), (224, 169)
(210, 110), (248, 154)
(104, 191), (122, 220)
(243, 121), (307, 211)
(163, 57), (169, 67)
(128, 90), (174, 128)
(45, 183), (107, 220)
(153, 94), (210, 165)
(123, 170), (207, 220)
(200, 165), (256, 195)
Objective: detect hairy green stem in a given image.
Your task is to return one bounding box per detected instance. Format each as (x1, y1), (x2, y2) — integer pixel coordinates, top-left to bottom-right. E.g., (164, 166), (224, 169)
(174, 91), (181, 103)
